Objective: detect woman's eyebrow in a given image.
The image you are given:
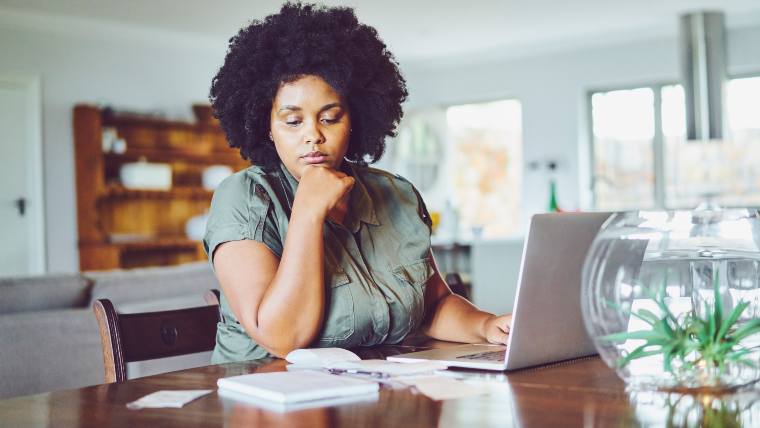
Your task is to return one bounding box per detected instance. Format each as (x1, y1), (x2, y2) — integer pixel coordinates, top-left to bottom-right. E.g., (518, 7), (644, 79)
(277, 102), (342, 113)
(278, 105), (301, 113)
(319, 102), (342, 112)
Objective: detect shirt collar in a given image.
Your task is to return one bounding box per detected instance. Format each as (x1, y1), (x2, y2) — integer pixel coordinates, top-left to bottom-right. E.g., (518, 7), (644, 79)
(278, 162), (380, 233)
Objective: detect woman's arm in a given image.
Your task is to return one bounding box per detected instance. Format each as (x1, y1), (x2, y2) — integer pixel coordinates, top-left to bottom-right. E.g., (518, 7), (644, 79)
(213, 166), (354, 358)
(421, 251), (511, 344)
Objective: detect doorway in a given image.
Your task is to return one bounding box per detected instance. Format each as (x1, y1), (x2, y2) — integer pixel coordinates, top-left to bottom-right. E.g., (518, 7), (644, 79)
(0, 75), (46, 276)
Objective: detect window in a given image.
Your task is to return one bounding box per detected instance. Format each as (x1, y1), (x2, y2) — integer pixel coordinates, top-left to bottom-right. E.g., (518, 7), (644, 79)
(590, 88), (656, 210)
(385, 99), (523, 239)
(590, 75), (760, 210)
(446, 100), (523, 238)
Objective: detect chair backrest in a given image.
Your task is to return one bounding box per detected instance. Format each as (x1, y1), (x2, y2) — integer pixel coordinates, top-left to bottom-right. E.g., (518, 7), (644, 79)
(445, 272), (471, 300)
(204, 289), (221, 306)
(92, 295), (220, 383)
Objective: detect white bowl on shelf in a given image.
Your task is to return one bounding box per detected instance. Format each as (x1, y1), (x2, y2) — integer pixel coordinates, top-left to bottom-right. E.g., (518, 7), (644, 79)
(202, 165), (233, 191)
(119, 161), (172, 190)
(185, 213), (209, 241)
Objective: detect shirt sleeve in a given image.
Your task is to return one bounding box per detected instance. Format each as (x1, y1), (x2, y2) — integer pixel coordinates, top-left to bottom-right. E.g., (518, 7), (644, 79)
(202, 172), (283, 269)
(391, 173), (433, 236)
(409, 183), (433, 234)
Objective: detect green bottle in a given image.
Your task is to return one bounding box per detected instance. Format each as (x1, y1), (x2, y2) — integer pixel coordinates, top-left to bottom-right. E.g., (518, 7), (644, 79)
(548, 179), (562, 212)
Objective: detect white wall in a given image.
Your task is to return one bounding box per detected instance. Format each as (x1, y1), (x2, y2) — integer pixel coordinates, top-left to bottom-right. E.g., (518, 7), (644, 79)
(0, 23), (227, 273)
(1, 17), (759, 274)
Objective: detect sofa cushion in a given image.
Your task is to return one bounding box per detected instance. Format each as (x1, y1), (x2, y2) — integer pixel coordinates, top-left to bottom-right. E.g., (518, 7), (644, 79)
(0, 308), (103, 399)
(0, 274), (92, 315)
(87, 261), (219, 307)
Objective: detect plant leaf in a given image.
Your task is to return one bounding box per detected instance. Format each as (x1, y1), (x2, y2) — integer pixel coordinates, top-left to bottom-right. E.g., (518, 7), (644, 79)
(708, 301), (718, 343)
(662, 345), (675, 373)
(617, 344), (662, 368)
(717, 301), (749, 340)
(653, 315), (681, 340)
(631, 308), (660, 326)
(726, 347), (752, 360)
(731, 319), (760, 342)
(601, 330), (668, 343)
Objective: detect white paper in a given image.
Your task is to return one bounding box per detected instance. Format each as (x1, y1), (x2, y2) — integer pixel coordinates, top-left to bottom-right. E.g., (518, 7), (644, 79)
(396, 376), (490, 401)
(126, 389), (213, 410)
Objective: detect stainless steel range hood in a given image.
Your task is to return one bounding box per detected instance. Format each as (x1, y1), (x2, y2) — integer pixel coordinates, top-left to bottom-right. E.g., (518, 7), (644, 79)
(679, 11), (727, 141)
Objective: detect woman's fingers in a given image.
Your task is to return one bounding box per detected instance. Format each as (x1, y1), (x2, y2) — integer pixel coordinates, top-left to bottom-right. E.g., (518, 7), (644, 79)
(497, 314), (512, 333)
(490, 330), (509, 345)
(485, 314), (512, 344)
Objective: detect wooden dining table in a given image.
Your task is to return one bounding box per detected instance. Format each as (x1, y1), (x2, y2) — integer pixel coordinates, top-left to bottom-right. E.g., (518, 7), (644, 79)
(1, 338), (757, 427)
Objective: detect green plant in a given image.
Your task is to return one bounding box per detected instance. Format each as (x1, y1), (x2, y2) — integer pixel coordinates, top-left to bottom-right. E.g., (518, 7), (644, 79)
(602, 268), (760, 378)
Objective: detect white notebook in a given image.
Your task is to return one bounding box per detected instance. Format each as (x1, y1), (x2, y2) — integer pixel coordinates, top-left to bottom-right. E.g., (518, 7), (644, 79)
(216, 370), (379, 404)
(218, 387), (379, 413)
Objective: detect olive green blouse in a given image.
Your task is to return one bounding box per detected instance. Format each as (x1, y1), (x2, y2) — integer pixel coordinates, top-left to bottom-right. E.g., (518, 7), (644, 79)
(203, 162), (434, 363)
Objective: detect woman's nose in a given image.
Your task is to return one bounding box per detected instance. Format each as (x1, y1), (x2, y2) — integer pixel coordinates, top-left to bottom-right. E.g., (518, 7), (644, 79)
(303, 120), (325, 145)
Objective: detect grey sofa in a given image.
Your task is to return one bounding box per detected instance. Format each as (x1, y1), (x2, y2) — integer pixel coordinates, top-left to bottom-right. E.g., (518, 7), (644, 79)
(0, 262), (220, 399)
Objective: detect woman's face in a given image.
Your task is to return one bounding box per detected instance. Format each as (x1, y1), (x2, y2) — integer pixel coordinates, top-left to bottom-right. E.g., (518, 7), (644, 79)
(270, 75), (351, 180)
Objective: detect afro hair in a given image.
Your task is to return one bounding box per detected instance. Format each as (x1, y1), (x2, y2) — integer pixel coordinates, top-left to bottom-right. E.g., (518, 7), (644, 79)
(209, 2), (408, 170)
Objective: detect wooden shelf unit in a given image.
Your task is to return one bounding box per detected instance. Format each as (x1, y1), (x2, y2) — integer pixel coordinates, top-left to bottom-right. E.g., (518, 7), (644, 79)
(102, 185), (214, 201)
(73, 104), (248, 271)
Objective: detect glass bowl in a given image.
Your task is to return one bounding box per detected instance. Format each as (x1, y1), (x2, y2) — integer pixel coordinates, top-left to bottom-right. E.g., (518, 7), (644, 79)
(582, 208), (760, 391)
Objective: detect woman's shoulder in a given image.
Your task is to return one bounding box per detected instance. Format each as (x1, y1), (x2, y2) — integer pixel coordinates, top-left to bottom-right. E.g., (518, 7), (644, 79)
(352, 164), (433, 237)
(353, 164), (418, 196)
(210, 164), (280, 212)
(213, 165), (272, 195)
(352, 164), (428, 221)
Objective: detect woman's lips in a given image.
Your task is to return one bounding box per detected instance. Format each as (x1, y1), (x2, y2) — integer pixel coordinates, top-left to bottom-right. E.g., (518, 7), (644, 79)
(302, 152), (328, 164)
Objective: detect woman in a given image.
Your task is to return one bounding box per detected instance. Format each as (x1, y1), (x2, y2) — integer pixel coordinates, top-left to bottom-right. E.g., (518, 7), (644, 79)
(204, 2), (511, 363)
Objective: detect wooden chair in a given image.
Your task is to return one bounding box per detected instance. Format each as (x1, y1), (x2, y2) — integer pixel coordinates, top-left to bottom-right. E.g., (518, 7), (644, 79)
(204, 289), (221, 306)
(92, 291), (221, 383)
(445, 272), (472, 301)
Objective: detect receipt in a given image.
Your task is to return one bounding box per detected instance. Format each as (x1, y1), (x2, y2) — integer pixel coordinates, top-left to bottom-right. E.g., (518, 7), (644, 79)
(126, 389), (213, 410)
(396, 376), (489, 401)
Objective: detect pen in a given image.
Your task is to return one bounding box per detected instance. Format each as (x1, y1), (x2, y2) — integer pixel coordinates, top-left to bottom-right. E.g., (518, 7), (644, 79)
(326, 368), (390, 379)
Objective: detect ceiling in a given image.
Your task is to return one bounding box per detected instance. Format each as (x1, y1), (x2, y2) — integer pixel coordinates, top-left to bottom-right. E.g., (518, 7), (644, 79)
(1, 0), (760, 65)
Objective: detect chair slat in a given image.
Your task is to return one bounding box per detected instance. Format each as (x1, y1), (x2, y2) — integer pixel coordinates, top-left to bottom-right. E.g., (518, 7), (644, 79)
(119, 306), (219, 362)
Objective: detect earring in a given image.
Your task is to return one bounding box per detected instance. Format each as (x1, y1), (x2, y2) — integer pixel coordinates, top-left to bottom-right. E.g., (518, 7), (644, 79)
(268, 132), (273, 142)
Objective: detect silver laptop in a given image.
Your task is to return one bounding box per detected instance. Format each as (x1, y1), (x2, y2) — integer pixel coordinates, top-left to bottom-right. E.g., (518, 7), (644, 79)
(387, 212), (611, 370)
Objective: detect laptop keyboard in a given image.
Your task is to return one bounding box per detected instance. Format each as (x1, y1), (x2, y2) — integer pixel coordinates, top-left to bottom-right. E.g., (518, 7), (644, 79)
(456, 350), (506, 362)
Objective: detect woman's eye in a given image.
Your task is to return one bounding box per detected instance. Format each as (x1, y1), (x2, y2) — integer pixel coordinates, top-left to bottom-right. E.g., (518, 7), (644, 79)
(321, 117), (339, 124)
(285, 120), (301, 126)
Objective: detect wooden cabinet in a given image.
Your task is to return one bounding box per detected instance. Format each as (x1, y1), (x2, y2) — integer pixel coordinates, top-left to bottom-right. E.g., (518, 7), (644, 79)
(73, 104), (248, 271)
